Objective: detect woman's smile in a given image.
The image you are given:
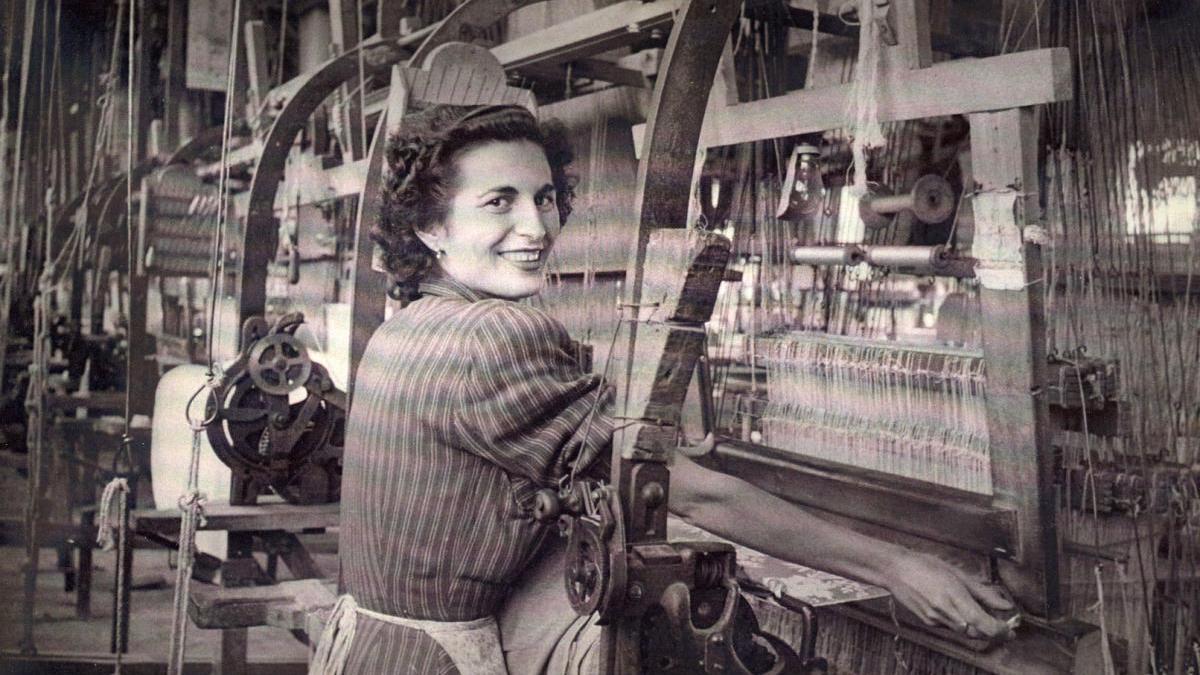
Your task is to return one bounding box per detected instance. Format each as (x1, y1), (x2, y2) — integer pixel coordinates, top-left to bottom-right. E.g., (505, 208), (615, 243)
(498, 248), (545, 267)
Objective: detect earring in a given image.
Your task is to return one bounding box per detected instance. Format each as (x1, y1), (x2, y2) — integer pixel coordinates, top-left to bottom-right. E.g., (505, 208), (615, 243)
(436, 248), (447, 260)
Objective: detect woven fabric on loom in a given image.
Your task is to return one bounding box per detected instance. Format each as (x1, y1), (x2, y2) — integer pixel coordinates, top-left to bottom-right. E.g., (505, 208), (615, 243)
(759, 332), (992, 495)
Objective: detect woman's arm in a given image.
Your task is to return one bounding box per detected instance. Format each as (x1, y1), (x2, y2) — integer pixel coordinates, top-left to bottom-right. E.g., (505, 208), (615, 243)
(667, 450), (1015, 640)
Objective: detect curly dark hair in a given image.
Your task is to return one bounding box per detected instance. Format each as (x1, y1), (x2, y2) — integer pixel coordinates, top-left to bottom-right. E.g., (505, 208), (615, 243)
(373, 104), (575, 297)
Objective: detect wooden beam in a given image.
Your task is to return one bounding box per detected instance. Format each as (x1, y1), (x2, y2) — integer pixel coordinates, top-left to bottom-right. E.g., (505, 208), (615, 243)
(710, 438), (1016, 555)
(970, 107), (1062, 619)
(491, 0), (679, 72)
(700, 47), (1072, 148)
(132, 502), (340, 536)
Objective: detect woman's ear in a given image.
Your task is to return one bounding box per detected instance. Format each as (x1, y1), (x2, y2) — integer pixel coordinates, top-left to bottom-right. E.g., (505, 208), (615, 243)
(414, 225), (442, 254)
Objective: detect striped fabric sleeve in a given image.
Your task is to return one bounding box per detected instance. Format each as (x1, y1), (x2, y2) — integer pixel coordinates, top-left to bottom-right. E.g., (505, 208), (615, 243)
(453, 301), (613, 497)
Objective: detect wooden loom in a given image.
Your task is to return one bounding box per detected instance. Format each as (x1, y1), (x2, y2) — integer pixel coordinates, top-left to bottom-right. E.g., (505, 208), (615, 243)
(562, 1), (1124, 673)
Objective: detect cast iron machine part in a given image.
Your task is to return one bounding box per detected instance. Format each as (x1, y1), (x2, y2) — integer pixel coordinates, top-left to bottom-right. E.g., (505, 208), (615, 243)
(536, 482), (824, 674)
(205, 312), (346, 505)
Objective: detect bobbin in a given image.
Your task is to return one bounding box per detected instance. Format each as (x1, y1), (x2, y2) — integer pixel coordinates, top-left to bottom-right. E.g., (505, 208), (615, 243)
(858, 174), (956, 230)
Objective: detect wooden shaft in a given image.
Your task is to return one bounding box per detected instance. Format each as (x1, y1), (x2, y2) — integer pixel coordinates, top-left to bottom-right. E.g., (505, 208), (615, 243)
(867, 191), (917, 215)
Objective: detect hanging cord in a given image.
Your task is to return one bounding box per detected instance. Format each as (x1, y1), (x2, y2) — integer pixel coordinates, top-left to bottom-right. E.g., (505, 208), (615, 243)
(19, 272), (54, 655)
(846, 0), (884, 197)
(166, 2), (242, 671)
(207, 0), (243, 370)
(167, 384), (217, 675)
(119, 0), (138, 472)
(96, 477), (131, 675)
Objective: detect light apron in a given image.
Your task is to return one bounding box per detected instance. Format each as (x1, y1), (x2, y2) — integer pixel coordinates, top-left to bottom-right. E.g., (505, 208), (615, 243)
(309, 595), (508, 675)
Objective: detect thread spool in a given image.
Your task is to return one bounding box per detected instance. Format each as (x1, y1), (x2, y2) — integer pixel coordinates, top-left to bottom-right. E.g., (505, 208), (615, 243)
(789, 245), (866, 267)
(858, 174), (956, 230)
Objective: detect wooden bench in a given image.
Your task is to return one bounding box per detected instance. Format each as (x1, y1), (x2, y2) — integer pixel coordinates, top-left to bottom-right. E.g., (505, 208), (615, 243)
(189, 577), (338, 645)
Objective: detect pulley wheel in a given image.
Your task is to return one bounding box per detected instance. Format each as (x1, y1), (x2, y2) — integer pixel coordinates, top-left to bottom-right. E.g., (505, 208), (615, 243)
(564, 519), (610, 615)
(247, 333), (312, 396)
(910, 174), (956, 224)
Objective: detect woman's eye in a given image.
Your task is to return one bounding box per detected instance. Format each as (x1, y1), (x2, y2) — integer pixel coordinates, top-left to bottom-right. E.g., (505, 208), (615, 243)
(484, 196), (512, 210)
(534, 193), (556, 210)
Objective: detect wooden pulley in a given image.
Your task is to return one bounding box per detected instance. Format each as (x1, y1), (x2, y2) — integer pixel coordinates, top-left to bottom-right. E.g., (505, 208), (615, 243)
(858, 174), (955, 230)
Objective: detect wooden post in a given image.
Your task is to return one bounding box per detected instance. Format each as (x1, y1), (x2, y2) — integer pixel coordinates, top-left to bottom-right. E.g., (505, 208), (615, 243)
(969, 107), (1062, 619)
(243, 21), (271, 127)
(134, 0), (155, 162)
(329, 0), (366, 160)
(162, 0), (188, 150)
(882, 0), (932, 71)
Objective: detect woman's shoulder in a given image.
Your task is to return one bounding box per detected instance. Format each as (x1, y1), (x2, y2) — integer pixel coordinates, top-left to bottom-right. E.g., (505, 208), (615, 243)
(464, 299), (570, 344)
(383, 295), (571, 357)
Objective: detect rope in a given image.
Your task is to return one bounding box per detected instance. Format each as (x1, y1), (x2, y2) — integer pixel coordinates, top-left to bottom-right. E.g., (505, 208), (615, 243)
(846, 0), (884, 197)
(166, 2), (241, 671)
(123, 0), (136, 444)
(166, 403), (213, 675)
(309, 595), (359, 675)
(96, 477), (131, 675)
(96, 478), (130, 551)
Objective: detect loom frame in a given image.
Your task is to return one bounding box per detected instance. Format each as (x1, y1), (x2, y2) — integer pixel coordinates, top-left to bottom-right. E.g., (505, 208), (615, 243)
(693, 8), (1071, 622)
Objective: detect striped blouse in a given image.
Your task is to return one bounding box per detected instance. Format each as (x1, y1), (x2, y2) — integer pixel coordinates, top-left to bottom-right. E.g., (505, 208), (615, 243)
(340, 275), (613, 628)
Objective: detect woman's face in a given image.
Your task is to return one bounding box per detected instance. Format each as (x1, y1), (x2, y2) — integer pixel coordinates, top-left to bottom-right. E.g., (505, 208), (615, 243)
(419, 139), (560, 300)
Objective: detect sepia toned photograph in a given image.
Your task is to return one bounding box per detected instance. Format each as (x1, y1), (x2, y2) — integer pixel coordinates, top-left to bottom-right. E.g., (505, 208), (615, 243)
(0, 0), (1196, 672)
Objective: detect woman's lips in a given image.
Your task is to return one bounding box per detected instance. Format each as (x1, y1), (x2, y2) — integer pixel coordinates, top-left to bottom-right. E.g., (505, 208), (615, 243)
(499, 249), (544, 271)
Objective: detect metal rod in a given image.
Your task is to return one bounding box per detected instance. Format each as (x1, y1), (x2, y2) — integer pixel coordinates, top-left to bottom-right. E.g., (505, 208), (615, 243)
(789, 244), (976, 277)
(864, 244), (942, 268)
(789, 244), (865, 266)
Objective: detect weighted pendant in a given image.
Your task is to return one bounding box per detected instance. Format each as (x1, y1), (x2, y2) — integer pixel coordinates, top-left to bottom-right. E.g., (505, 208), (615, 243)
(564, 516), (611, 615)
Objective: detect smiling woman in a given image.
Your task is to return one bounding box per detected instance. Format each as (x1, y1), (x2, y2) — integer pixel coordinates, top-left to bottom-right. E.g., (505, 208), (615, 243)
(325, 104), (612, 674)
(373, 105), (575, 301)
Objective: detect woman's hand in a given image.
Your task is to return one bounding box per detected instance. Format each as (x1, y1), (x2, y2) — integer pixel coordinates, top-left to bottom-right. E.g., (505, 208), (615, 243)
(881, 550), (1016, 641)
(669, 453), (1018, 643)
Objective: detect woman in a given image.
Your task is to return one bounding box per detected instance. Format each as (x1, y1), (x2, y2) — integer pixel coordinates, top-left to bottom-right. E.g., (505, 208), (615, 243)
(327, 104), (1014, 674)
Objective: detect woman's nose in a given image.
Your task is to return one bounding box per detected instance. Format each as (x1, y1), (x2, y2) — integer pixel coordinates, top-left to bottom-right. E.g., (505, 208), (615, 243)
(512, 198), (550, 240)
